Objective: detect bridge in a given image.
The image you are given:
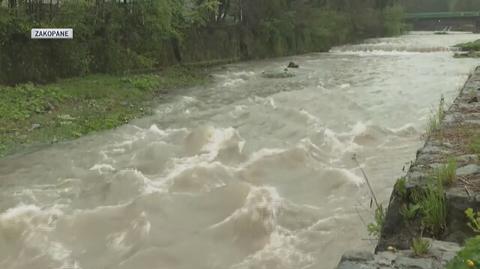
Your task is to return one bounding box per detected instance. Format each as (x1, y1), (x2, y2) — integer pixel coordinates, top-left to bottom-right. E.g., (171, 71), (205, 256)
(405, 12), (480, 32)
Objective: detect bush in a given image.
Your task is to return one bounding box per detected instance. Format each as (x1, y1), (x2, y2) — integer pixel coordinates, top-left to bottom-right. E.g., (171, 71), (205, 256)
(447, 236), (480, 269)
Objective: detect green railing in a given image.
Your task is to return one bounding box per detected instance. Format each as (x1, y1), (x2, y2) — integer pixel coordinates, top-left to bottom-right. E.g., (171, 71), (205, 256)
(405, 11), (480, 20)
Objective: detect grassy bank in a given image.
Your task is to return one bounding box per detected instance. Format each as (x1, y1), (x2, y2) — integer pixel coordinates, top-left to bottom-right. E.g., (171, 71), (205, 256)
(0, 66), (210, 157)
(454, 39), (480, 58)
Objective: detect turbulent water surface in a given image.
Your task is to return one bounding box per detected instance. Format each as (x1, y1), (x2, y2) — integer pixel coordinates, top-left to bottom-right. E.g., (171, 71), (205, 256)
(1, 32), (480, 269)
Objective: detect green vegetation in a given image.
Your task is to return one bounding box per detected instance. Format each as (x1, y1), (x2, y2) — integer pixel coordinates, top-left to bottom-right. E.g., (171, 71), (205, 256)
(411, 237), (431, 256)
(470, 136), (480, 155)
(367, 205), (385, 237)
(0, 66), (209, 157)
(0, 0), (408, 155)
(465, 208), (480, 233)
(455, 40), (480, 52)
(394, 176), (408, 198)
(435, 158), (457, 186)
(454, 40), (480, 58)
(426, 95), (446, 136)
(0, 0), (406, 85)
(401, 203), (421, 221)
(447, 236), (480, 269)
(417, 180), (447, 236)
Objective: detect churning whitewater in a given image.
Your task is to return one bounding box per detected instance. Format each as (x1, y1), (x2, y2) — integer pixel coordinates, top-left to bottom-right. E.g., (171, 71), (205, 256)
(1, 32), (480, 269)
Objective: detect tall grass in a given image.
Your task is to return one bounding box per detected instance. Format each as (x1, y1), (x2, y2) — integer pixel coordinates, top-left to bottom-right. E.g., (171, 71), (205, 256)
(426, 95), (445, 136)
(436, 157), (457, 186)
(418, 179), (447, 236)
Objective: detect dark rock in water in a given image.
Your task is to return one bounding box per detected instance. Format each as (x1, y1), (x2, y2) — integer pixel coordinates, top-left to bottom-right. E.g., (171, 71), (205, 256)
(287, 61), (299, 68)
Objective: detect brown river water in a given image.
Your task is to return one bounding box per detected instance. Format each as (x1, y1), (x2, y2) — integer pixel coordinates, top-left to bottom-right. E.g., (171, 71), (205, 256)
(1, 32), (480, 269)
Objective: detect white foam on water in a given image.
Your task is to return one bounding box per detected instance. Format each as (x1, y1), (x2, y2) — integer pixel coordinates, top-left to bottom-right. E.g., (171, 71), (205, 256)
(89, 164), (116, 174)
(209, 185), (282, 231)
(0, 204), (79, 269)
(223, 78), (246, 87)
(230, 227), (314, 269)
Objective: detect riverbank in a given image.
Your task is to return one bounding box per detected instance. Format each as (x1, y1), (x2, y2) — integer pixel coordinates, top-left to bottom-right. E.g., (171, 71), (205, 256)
(336, 67), (480, 268)
(454, 39), (480, 58)
(0, 66), (210, 157)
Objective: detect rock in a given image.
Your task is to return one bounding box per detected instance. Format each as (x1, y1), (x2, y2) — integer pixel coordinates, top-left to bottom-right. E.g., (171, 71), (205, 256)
(340, 251), (374, 262)
(456, 164), (480, 176)
(336, 240), (460, 269)
(456, 154), (479, 163)
(395, 256), (433, 269)
(287, 61), (299, 68)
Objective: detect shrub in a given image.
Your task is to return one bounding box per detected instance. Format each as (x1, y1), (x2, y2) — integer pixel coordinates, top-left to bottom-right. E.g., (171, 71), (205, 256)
(465, 208), (480, 233)
(447, 236), (480, 269)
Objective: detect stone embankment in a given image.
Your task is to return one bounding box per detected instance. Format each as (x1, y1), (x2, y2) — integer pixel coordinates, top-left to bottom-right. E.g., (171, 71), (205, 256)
(336, 66), (480, 269)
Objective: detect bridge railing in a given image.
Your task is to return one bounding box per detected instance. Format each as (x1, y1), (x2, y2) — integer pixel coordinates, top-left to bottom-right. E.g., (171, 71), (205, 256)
(405, 11), (480, 20)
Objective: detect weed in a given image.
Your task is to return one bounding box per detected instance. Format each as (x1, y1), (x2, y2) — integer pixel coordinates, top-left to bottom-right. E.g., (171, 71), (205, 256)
(394, 177), (407, 198)
(367, 204), (385, 237)
(470, 136), (480, 155)
(426, 95), (445, 136)
(418, 181), (447, 236)
(411, 237), (431, 256)
(465, 208), (480, 233)
(0, 66), (210, 157)
(401, 203), (421, 221)
(436, 157), (457, 186)
(447, 236), (480, 269)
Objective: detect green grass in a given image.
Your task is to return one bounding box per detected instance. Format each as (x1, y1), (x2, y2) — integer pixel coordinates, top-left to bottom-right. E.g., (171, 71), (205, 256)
(394, 176), (408, 199)
(367, 204), (385, 237)
(470, 136), (480, 155)
(436, 157), (457, 186)
(455, 39), (480, 52)
(401, 203), (421, 221)
(415, 179), (447, 236)
(411, 237), (431, 256)
(426, 95), (445, 136)
(0, 66), (209, 157)
(447, 236), (480, 269)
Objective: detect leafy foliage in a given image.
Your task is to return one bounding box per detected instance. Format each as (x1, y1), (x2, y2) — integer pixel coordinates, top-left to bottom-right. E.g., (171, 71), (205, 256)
(0, 67), (208, 156)
(465, 208), (480, 233)
(447, 236), (480, 269)
(0, 0), (406, 85)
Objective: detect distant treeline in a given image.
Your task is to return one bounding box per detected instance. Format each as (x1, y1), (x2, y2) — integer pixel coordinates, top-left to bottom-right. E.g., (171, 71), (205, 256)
(0, 0), (406, 85)
(399, 0), (480, 12)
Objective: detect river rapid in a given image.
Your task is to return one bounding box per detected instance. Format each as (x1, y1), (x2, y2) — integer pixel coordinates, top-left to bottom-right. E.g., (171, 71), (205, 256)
(1, 32), (480, 269)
